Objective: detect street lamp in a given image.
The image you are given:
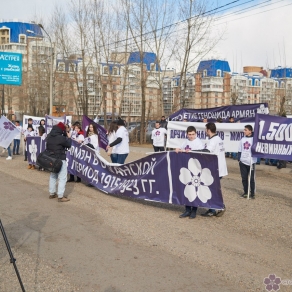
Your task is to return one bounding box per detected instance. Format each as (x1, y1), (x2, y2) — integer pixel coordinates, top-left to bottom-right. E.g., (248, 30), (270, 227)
(27, 24), (54, 115)
(38, 24), (54, 116)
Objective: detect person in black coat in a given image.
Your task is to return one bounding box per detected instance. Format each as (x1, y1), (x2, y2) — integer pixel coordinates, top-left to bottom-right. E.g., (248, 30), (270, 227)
(46, 122), (72, 202)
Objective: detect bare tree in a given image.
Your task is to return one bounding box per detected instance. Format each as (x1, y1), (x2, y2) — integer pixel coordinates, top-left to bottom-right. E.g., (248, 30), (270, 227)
(172, 0), (223, 112)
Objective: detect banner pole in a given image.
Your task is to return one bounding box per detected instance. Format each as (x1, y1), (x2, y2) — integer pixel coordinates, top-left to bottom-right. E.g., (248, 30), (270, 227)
(247, 156), (252, 200)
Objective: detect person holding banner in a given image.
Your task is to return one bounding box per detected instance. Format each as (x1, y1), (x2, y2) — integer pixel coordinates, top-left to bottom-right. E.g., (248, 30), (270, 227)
(151, 121), (167, 152)
(68, 124), (84, 183)
(106, 119), (129, 164)
(201, 122), (227, 217)
(24, 125), (36, 169)
(238, 125), (257, 199)
(13, 120), (22, 155)
(46, 122), (72, 202)
(176, 126), (204, 219)
(107, 121), (118, 163)
(85, 123), (99, 153)
(23, 118), (33, 161)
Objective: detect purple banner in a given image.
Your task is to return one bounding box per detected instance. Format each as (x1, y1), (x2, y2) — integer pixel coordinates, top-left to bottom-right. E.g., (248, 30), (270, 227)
(169, 103), (269, 123)
(82, 115), (108, 150)
(27, 136), (46, 165)
(66, 140), (224, 209)
(251, 114), (292, 161)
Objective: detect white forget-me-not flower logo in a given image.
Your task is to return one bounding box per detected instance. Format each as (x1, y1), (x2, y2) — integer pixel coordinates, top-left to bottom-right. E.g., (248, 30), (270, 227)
(28, 139), (38, 163)
(179, 158), (214, 203)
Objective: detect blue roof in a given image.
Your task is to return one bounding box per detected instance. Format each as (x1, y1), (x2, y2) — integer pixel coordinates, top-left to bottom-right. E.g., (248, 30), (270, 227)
(0, 21), (43, 43)
(270, 67), (292, 78)
(197, 60), (231, 77)
(127, 52), (159, 71)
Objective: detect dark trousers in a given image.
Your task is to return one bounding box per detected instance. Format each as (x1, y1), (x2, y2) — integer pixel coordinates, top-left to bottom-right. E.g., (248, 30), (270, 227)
(239, 161), (255, 195)
(153, 146), (164, 152)
(69, 174), (81, 182)
(185, 206), (197, 213)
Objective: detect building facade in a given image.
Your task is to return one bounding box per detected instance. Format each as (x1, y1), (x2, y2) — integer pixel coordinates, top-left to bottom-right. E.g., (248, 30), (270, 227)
(1, 20), (292, 121)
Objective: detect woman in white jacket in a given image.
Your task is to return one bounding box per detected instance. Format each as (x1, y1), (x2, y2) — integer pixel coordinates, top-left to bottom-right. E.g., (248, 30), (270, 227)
(86, 123), (99, 153)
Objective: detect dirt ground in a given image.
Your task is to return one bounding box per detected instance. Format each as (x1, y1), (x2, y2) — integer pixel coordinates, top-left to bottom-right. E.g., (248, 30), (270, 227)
(0, 145), (291, 292)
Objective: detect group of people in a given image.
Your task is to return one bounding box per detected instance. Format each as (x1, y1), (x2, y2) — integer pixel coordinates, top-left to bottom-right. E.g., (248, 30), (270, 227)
(149, 115), (259, 218)
(46, 118), (129, 202)
(3, 115), (258, 213)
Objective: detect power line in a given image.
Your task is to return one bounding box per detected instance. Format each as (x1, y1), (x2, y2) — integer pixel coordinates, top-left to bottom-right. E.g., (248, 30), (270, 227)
(56, 0), (248, 55)
(56, 0), (290, 56)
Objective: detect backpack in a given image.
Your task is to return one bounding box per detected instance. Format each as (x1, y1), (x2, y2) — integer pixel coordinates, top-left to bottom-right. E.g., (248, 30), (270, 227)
(37, 150), (63, 173)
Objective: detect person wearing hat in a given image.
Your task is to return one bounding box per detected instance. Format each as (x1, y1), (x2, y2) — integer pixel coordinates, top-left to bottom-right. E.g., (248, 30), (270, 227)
(46, 122), (72, 202)
(106, 119), (129, 164)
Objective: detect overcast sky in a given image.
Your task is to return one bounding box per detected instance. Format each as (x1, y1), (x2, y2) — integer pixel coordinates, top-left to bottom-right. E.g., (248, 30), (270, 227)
(1, 0), (291, 72)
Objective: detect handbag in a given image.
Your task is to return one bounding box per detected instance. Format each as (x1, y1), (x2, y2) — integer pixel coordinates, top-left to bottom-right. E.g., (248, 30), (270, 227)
(37, 150), (63, 173)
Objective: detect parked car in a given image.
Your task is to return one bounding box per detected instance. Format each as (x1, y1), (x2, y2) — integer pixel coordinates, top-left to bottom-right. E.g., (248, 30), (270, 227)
(129, 120), (156, 143)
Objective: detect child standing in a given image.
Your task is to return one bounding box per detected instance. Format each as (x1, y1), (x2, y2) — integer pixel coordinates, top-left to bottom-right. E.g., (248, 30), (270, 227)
(175, 126), (204, 219)
(24, 124), (36, 169)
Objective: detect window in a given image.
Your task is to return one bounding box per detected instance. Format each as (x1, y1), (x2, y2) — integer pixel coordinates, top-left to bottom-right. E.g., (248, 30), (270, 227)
(58, 62), (65, 71)
(69, 63), (76, 72)
(203, 70), (207, 77)
(248, 79), (252, 86)
(150, 63), (156, 71)
(216, 70), (221, 77)
(19, 34), (26, 44)
(103, 66), (109, 74)
(113, 67), (118, 75)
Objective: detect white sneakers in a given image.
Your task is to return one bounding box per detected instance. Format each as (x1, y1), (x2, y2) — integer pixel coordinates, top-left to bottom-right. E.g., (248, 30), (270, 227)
(6, 156), (12, 160)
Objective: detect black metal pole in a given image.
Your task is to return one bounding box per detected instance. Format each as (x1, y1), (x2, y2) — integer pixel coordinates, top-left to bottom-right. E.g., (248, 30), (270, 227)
(0, 219), (26, 292)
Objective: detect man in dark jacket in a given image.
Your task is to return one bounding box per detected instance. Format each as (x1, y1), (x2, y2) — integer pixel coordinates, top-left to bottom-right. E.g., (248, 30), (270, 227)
(46, 122), (72, 202)
(160, 116), (168, 129)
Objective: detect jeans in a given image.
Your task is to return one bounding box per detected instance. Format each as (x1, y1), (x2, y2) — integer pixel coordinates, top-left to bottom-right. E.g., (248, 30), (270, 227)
(111, 153), (118, 163)
(226, 152), (237, 159)
(239, 161), (255, 195)
(116, 154), (128, 164)
(49, 160), (68, 198)
(13, 139), (20, 154)
(7, 145), (12, 156)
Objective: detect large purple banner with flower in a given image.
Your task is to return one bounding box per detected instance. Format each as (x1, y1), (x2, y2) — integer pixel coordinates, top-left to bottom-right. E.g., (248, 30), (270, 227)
(0, 115), (20, 148)
(27, 136), (46, 165)
(66, 140), (224, 209)
(169, 103), (269, 123)
(251, 114), (292, 161)
(82, 115), (108, 150)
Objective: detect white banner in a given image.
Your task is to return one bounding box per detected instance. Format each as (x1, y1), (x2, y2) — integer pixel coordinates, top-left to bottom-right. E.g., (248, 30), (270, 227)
(166, 121), (255, 152)
(23, 115), (72, 135)
(0, 116), (21, 148)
